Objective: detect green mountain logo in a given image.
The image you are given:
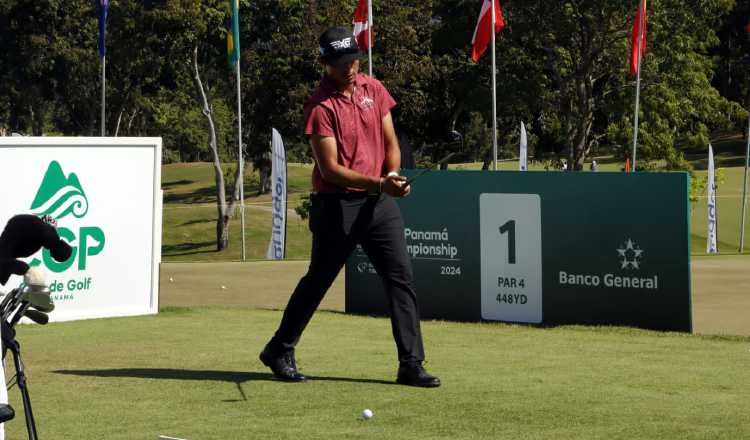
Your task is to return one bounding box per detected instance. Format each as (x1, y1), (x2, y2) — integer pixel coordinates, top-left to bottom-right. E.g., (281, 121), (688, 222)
(30, 161), (89, 220)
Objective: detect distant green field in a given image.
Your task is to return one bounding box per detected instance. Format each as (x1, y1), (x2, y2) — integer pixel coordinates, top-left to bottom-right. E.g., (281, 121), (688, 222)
(161, 144), (750, 261)
(162, 162), (315, 261)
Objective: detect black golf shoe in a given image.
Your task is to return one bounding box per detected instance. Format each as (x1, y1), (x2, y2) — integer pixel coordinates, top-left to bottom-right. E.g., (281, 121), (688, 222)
(396, 362), (441, 388)
(259, 349), (307, 382)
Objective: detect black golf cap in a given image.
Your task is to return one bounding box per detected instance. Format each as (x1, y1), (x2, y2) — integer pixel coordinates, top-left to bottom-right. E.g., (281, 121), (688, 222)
(319, 27), (361, 66)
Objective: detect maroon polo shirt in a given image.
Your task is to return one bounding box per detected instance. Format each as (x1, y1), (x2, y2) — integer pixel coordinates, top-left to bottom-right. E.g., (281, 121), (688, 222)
(304, 73), (397, 193)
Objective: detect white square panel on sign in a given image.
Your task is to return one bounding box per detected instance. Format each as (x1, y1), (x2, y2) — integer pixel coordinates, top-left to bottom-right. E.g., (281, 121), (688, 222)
(480, 193), (542, 323)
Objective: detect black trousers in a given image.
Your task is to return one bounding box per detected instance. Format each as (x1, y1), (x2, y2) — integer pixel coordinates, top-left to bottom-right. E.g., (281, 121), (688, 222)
(266, 193), (425, 364)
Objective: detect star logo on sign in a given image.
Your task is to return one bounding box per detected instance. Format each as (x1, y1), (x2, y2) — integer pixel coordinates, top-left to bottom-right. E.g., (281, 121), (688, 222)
(617, 239), (643, 270)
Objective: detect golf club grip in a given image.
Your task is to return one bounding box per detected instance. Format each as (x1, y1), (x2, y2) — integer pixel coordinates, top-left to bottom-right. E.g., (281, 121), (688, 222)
(24, 309), (49, 325)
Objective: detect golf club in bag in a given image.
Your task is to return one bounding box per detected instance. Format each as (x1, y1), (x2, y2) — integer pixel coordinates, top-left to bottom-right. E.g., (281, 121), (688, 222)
(0, 272), (54, 440)
(0, 214), (73, 440)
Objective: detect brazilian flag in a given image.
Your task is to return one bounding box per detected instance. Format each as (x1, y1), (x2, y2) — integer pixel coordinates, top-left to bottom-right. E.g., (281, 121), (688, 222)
(227, 0), (240, 66)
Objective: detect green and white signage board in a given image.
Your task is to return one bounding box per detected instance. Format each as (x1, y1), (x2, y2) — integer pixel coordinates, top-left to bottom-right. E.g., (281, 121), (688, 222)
(0, 138), (162, 321)
(346, 171), (692, 332)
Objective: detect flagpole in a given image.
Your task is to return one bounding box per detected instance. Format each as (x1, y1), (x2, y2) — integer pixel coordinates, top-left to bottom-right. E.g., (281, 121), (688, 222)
(367, 0), (373, 77)
(236, 60), (246, 261)
(631, 52), (642, 172)
(491, 0), (498, 171)
(101, 55), (106, 136)
(631, 0), (644, 172)
(740, 110), (750, 252)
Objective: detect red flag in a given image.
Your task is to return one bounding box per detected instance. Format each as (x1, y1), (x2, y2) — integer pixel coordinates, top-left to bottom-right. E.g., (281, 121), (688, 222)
(352, 0), (372, 49)
(746, 19), (750, 33)
(630, 0), (648, 76)
(471, 0), (504, 63)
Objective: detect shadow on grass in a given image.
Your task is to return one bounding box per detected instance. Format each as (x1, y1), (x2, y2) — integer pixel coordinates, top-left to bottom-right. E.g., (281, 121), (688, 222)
(180, 218), (214, 226)
(162, 241), (215, 256)
(687, 155), (748, 171)
(164, 186), (216, 204)
(164, 182), (263, 204)
(53, 368), (395, 386)
(163, 179), (195, 189)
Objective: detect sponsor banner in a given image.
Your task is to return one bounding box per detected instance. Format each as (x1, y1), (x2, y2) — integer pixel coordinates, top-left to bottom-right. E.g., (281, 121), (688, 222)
(519, 122), (528, 171)
(707, 144), (718, 253)
(266, 128), (287, 260)
(346, 171), (692, 332)
(0, 137), (162, 321)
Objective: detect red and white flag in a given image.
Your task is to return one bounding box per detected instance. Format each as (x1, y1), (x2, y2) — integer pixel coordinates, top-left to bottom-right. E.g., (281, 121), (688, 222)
(630, 0), (647, 77)
(471, 0), (504, 63)
(352, 0), (372, 49)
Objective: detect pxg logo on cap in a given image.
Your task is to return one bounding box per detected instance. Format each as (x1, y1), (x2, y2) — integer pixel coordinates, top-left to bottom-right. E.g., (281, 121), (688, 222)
(319, 27), (360, 65)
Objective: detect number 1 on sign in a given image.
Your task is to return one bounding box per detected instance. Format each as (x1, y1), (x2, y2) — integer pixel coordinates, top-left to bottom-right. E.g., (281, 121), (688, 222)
(480, 193), (542, 323)
(499, 220), (516, 264)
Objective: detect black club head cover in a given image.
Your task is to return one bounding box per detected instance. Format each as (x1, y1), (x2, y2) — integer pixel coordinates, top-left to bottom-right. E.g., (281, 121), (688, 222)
(0, 214), (73, 285)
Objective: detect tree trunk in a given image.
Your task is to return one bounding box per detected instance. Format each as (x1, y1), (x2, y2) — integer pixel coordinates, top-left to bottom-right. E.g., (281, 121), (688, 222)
(193, 45), (229, 251)
(193, 45), (244, 252)
(29, 105), (37, 136)
(127, 109), (138, 134)
(217, 214), (230, 251)
(259, 165), (271, 195)
(567, 72), (595, 171)
(114, 108), (125, 137)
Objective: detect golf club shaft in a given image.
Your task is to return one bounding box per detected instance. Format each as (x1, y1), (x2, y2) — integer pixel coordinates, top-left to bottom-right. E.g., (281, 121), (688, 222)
(405, 152), (456, 186)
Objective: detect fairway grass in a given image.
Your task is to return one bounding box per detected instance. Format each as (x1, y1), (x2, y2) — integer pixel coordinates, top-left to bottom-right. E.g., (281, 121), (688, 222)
(5, 307), (749, 439)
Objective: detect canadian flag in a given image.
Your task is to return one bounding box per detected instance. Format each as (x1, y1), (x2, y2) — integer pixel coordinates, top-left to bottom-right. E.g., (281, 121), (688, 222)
(352, 0), (372, 49)
(471, 0), (504, 63)
(630, 0), (647, 77)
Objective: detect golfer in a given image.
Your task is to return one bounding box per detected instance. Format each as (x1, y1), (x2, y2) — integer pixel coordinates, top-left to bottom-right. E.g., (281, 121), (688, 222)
(259, 27), (440, 388)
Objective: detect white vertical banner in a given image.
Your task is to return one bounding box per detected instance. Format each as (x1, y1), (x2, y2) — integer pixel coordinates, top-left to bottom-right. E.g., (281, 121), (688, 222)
(266, 128), (287, 260)
(707, 144), (718, 254)
(519, 121), (528, 171)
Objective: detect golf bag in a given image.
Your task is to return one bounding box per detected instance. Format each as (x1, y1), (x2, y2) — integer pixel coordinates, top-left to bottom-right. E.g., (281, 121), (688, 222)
(0, 214), (72, 440)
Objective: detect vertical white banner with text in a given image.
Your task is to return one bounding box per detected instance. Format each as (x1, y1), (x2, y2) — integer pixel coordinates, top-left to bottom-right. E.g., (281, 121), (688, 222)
(707, 144), (718, 253)
(266, 129), (287, 259)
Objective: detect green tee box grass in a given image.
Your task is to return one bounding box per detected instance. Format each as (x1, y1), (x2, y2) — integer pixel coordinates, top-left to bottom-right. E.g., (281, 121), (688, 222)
(6, 307), (750, 439)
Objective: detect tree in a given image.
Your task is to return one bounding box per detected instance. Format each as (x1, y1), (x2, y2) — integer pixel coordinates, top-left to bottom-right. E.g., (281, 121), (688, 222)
(607, 0), (744, 168)
(428, 0), (743, 170)
(713, 1), (750, 129)
(193, 46), (243, 250)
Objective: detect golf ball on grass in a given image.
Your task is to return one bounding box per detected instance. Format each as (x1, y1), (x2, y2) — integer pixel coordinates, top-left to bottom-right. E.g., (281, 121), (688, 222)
(362, 409), (373, 420)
